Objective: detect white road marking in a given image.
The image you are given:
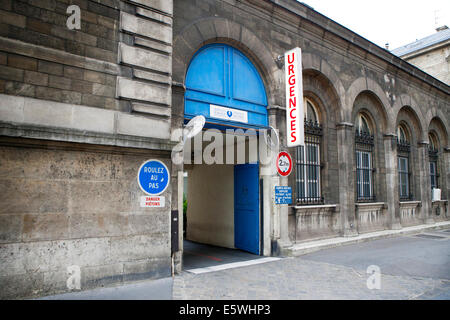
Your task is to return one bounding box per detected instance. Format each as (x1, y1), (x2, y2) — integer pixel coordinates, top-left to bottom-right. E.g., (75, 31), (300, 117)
(185, 257), (282, 274)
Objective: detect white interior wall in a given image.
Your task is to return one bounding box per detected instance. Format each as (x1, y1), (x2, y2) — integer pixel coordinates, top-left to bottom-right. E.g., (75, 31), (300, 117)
(184, 132), (263, 250)
(186, 164), (235, 248)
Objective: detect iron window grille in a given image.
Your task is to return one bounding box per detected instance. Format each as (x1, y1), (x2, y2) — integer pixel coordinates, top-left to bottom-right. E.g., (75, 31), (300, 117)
(398, 156), (412, 200)
(296, 120), (323, 205)
(355, 130), (376, 202)
(397, 138), (412, 200)
(428, 146), (439, 191)
(430, 160), (438, 190)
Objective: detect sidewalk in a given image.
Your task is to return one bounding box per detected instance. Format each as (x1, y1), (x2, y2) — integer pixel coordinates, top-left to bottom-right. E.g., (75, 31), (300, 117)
(283, 221), (450, 256)
(35, 221), (450, 300)
(36, 277), (173, 300)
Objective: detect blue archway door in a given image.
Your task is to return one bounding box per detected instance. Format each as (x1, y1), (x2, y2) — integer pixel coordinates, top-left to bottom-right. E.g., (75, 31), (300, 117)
(185, 44), (268, 255)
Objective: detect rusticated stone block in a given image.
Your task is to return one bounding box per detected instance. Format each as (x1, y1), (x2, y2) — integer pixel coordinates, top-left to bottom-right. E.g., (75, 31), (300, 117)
(22, 213), (70, 242)
(0, 272), (44, 299)
(131, 102), (171, 117)
(116, 77), (171, 106)
(0, 65), (24, 82)
(38, 60), (63, 76)
(69, 180), (132, 214)
(109, 234), (170, 263)
(84, 70), (106, 84)
(123, 257), (171, 281)
(120, 12), (172, 44)
(24, 71), (49, 86)
(81, 263), (124, 289)
(0, 9), (26, 28)
(36, 86), (82, 104)
(118, 43), (171, 74)
(69, 213), (129, 239)
(4, 81), (35, 98)
(0, 179), (69, 214)
(116, 111), (171, 140)
(8, 54), (38, 71)
(48, 75), (72, 90)
(0, 214), (22, 243)
(129, 0), (173, 15)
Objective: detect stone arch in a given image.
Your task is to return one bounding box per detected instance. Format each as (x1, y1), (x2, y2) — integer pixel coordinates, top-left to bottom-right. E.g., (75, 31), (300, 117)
(346, 77), (393, 132)
(302, 69), (342, 126)
(173, 17), (280, 106)
(392, 94), (427, 141)
(351, 90), (389, 134)
(425, 111), (449, 147)
(301, 53), (345, 123)
(395, 105), (424, 144)
(428, 116), (449, 148)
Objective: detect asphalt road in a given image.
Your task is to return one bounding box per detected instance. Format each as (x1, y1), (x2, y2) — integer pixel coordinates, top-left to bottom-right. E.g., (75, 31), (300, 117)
(37, 228), (450, 300)
(300, 229), (450, 280)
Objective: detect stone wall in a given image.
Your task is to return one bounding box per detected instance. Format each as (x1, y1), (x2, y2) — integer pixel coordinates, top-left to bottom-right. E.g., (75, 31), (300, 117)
(289, 205), (340, 242)
(0, 139), (171, 299)
(402, 41), (450, 86)
(0, 0), (121, 110)
(0, 0), (176, 299)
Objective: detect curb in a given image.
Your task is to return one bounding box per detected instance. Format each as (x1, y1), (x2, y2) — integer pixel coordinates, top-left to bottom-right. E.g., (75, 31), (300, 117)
(283, 221), (450, 257)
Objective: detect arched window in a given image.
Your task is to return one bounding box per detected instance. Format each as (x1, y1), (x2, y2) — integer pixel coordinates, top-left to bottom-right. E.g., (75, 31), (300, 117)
(296, 98), (322, 204)
(355, 113), (375, 202)
(357, 113), (371, 135)
(397, 124), (411, 200)
(428, 133), (439, 191)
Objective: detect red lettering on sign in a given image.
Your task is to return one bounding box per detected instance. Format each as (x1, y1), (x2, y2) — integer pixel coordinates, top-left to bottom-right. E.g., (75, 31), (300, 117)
(288, 64), (294, 75)
(290, 108), (297, 119)
(289, 97), (296, 109)
(288, 75), (296, 86)
(287, 52), (295, 64)
(291, 132), (297, 142)
(291, 119), (296, 131)
(289, 86), (295, 97)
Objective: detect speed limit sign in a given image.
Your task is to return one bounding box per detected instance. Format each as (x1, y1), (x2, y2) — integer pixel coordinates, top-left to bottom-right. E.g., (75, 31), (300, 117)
(276, 151), (292, 177)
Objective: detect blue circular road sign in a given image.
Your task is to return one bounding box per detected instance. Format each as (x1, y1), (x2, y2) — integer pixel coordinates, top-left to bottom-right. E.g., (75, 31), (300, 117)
(137, 159), (170, 195)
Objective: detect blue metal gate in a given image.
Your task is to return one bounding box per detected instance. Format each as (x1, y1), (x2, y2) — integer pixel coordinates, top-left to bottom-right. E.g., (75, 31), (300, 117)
(185, 44), (268, 129)
(234, 163), (260, 255)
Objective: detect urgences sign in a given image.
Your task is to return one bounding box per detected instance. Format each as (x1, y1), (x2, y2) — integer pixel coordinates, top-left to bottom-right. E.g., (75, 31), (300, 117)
(284, 47), (305, 148)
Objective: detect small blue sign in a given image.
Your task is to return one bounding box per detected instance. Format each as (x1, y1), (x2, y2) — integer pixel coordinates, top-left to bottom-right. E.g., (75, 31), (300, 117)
(137, 160), (170, 195)
(275, 186), (292, 205)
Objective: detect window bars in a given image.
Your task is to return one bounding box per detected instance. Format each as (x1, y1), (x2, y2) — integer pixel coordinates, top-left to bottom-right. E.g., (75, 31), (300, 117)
(397, 138), (412, 200)
(355, 130), (375, 202)
(428, 145), (439, 190)
(296, 120), (323, 205)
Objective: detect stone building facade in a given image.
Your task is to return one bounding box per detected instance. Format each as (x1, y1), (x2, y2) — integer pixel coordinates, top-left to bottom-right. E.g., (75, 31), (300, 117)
(0, 0), (448, 299)
(392, 26), (450, 86)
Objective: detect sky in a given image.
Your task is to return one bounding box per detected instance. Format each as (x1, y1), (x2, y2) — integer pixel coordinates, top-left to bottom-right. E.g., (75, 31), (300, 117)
(300, 0), (450, 50)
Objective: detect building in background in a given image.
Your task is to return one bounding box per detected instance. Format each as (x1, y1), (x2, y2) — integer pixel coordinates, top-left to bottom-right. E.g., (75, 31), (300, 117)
(0, 0), (448, 299)
(392, 26), (450, 85)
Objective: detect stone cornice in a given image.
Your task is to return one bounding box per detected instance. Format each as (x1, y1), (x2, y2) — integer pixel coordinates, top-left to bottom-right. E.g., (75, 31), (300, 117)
(267, 0), (450, 95)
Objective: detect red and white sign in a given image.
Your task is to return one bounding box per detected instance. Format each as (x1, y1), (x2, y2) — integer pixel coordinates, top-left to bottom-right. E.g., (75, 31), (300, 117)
(284, 47), (304, 147)
(140, 196), (165, 208)
(276, 151), (293, 177)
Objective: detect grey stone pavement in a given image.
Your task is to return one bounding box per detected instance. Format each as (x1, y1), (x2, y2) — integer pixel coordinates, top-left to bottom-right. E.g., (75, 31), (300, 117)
(39, 229), (450, 300)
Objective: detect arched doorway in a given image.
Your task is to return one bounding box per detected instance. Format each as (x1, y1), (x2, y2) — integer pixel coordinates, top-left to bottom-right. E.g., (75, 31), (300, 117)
(183, 44), (268, 261)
